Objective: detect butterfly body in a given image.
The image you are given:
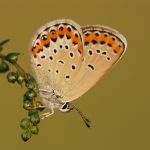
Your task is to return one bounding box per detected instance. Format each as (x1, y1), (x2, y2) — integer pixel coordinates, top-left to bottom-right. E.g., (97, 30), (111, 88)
(30, 19), (127, 116)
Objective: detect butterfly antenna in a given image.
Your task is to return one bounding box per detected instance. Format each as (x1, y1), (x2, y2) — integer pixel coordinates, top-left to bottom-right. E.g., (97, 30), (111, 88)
(69, 103), (91, 128)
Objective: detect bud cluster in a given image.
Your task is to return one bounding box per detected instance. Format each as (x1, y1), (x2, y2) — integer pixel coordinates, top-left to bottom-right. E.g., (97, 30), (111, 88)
(0, 39), (45, 142)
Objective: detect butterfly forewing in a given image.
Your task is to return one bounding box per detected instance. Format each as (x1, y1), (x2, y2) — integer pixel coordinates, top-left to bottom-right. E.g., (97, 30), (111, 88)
(65, 25), (127, 101)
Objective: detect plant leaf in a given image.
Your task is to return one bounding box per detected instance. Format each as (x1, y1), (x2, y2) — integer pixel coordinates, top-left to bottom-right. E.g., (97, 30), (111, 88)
(0, 47), (2, 52)
(0, 39), (10, 51)
(5, 52), (21, 63)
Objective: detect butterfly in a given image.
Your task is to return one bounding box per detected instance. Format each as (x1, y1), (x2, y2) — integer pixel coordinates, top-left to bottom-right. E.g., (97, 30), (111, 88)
(31, 19), (127, 127)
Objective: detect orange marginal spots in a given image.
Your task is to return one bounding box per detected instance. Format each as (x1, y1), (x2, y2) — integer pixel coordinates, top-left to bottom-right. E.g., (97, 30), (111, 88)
(32, 44), (42, 57)
(113, 43), (122, 54)
(78, 43), (83, 54)
(107, 36), (118, 49)
(32, 48), (36, 57)
(83, 33), (92, 43)
(66, 28), (74, 38)
(63, 26), (67, 34)
(83, 32), (107, 44)
(90, 32), (99, 42)
(97, 33), (105, 42)
(66, 26), (83, 53)
(72, 31), (83, 54)
(49, 30), (58, 39)
(40, 35), (50, 46)
(31, 40), (36, 57)
(57, 26), (66, 35)
(72, 35), (80, 45)
(83, 32), (108, 44)
(102, 33), (109, 42)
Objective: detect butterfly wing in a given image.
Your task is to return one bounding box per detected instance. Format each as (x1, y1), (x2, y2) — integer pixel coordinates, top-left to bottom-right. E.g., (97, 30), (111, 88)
(31, 19), (84, 101)
(65, 25), (127, 101)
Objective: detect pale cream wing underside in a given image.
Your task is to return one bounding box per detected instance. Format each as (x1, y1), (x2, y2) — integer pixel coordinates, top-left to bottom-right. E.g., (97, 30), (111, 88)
(31, 19), (84, 101)
(64, 25), (127, 102)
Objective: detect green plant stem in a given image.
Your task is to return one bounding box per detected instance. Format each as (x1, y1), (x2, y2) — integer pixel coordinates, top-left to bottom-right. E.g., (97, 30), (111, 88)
(13, 63), (29, 79)
(0, 53), (5, 59)
(0, 53), (30, 81)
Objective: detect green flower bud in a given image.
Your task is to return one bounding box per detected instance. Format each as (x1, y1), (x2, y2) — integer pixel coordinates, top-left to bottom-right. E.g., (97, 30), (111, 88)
(28, 110), (38, 116)
(17, 75), (25, 84)
(28, 110), (34, 116)
(23, 96), (33, 110)
(36, 101), (45, 111)
(30, 125), (39, 135)
(25, 74), (38, 90)
(23, 100), (33, 110)
(24, 94), (32, 102)
(5, 52), (21, 63)
(25, 79), (36, 90)
(25, 90), (37, 100)
(6, 72), (17, 83)
(21, 129), (32, 142)
(0, 61), (9, 73)
(30, 111), (40, 125)
(20, 118), (30, 129)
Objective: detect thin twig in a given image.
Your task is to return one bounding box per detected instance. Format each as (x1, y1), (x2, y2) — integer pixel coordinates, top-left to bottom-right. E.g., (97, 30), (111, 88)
(13, 63), (30, 80)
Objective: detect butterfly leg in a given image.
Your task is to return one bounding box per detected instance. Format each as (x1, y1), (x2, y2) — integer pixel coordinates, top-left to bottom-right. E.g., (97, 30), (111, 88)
(40, 110), (54, 120)
(24, 105), (46, 111)
(40, 102), (55, 119)
(36, 106), (46, 109)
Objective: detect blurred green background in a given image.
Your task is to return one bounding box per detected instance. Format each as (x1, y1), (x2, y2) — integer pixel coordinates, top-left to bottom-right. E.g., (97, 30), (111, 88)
(0, 0), (150, 149)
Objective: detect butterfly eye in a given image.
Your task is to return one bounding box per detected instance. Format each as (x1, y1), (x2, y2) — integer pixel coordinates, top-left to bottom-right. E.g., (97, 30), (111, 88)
(50, 29), (56, 34)
(60, 102), (71, 112)
(42, 34), (47, 40)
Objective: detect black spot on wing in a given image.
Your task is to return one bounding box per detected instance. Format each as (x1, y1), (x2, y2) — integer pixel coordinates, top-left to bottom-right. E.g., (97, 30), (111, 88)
(88, 64), (95, 70)
(51, 38), (57, 42)
(59, 34), (64, 38)
(44, 43), (50, 48)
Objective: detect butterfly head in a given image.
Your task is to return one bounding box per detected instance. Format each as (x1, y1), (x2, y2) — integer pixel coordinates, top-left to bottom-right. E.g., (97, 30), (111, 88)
(59, 102), (73, 112)
(38, 89), (71, 111)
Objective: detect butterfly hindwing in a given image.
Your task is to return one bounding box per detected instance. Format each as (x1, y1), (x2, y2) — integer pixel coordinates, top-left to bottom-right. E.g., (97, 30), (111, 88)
(65, 25), (127, 101)
(31, 19), (84, 101)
